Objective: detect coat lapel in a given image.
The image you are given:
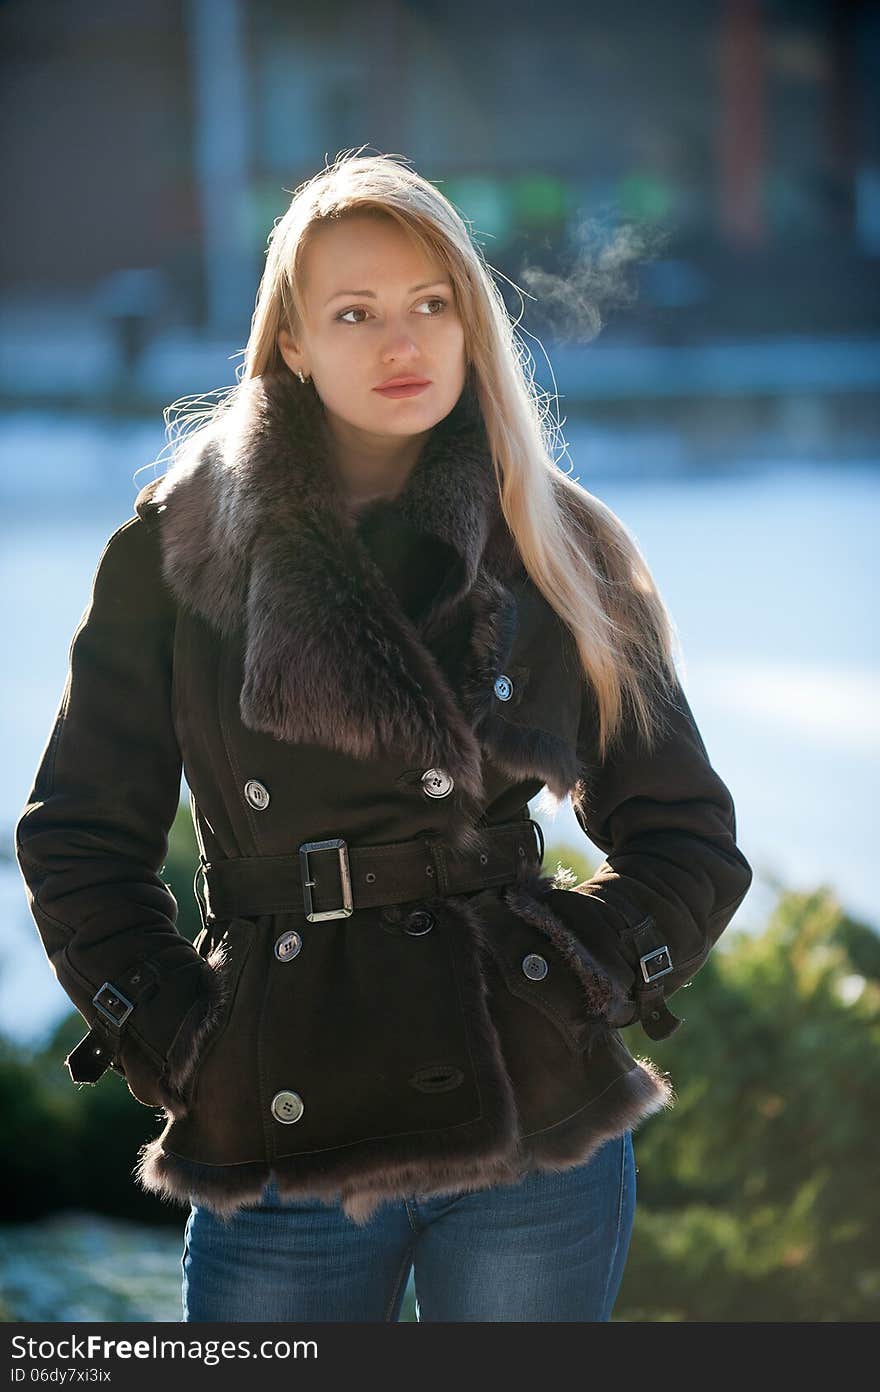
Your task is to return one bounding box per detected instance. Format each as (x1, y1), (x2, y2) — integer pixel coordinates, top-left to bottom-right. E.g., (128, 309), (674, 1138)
(136, 368), (527, 835)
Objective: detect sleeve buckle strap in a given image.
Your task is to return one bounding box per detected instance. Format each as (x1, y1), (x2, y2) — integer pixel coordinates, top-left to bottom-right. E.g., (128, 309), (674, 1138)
(639, 945), (674, 984)
(91, 982), (135, 1028)
(637, 986), (683, 1040)
(66, 1025), (116, 1084)
(67, 968), (155, 1084)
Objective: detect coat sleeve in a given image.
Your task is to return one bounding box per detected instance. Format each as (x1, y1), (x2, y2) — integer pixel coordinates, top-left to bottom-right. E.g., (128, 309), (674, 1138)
(13, 514), (225, 1111)
(564, 671), (754, 1040)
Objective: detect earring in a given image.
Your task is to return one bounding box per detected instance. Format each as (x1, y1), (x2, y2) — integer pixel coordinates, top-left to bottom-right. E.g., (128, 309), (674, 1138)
(296, 370), (307, 384)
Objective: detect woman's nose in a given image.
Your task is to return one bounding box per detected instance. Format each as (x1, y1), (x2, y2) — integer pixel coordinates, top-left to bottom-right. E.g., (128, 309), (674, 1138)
(381, 333), (420, 358)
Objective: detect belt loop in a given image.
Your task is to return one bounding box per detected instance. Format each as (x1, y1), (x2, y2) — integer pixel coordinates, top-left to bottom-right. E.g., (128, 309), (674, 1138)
(526, 818), (545, 866)
(193, 857), (213, 929)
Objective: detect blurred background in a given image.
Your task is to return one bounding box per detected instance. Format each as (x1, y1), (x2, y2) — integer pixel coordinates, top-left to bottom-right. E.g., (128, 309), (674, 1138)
(1, 0), (878, 1322)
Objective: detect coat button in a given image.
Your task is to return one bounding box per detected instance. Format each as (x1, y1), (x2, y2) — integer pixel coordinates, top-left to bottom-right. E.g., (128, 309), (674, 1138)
(274, 931), (302, 961)
(522, 953), (549, 981)
(244, 779), (270, 811)
(493, 674), (513, 701)
(404, 909), (435, 936)
(421, 768), (454, 798)
(271, 1090), (304, 1124)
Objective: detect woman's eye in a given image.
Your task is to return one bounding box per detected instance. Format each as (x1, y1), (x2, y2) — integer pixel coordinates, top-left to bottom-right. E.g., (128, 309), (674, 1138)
(336, 297), (448, 325)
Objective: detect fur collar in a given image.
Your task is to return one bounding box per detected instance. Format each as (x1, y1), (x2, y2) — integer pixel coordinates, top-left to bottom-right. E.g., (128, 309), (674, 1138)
(136, 368), (580, 845)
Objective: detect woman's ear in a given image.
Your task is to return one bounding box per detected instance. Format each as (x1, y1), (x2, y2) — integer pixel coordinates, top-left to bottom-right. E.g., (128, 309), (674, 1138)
(277, 327), (306, 377)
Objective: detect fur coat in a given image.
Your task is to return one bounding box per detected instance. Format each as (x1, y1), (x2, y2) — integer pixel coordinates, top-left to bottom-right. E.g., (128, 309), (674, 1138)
(14, 367), (753, 1225)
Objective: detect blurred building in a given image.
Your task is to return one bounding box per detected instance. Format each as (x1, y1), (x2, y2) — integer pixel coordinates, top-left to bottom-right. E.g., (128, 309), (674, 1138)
(1, 0), (878, 344)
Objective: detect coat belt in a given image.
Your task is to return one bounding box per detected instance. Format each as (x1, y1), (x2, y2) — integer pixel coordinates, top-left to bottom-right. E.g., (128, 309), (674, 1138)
(198, 819), (546, 923)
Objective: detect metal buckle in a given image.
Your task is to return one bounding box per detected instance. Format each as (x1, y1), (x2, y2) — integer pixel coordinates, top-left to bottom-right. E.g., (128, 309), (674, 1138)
(92, 982), (135, 1028)
(299, 838), (354, 921)
(639, 945), (673, 984)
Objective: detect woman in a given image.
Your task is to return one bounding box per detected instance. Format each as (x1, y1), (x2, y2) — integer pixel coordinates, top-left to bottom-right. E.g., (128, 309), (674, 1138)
(14, 151), (753, 1322)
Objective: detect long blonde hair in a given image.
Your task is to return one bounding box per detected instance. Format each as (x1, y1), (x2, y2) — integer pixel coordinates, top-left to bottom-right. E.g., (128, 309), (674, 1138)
(152, 148), (682, 760)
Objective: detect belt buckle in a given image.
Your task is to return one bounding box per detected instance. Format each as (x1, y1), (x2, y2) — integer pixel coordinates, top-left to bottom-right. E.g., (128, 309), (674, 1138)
(639, 945), (673, 983)
(92, 982), (135, 1027)
(299, 838), (354, 921)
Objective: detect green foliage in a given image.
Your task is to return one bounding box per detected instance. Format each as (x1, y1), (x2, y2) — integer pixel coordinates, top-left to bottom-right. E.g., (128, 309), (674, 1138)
(0, 1013), (186, 1226)
(613, 885), (880, 1321)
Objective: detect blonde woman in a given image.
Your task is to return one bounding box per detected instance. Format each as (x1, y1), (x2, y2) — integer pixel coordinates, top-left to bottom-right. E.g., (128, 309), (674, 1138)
(15, 151), (752, 1322)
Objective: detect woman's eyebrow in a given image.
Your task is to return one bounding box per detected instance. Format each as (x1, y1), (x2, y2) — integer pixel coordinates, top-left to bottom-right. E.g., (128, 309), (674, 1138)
(323, 279), (452, 306)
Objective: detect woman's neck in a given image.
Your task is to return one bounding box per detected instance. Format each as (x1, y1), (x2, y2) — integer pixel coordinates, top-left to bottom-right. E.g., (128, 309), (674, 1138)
(324, 414), (431, 511)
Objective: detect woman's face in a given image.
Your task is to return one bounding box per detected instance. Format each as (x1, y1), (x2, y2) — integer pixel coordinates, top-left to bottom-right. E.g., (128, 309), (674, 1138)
(277, 214), (468, 445)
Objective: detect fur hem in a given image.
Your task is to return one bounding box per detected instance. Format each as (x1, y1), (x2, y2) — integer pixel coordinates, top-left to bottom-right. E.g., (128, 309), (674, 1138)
(133, 1137), (534, 1229)
(134, 1112), (526, 1230)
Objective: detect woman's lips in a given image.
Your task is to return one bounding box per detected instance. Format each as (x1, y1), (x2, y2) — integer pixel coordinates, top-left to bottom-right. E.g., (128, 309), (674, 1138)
(373, 382), (431, 398)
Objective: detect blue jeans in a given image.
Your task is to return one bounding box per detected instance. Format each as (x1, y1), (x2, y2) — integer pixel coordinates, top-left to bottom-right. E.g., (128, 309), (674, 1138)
(181, 1130), (636, 1322)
